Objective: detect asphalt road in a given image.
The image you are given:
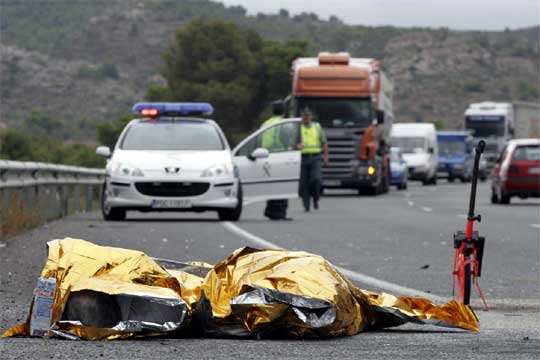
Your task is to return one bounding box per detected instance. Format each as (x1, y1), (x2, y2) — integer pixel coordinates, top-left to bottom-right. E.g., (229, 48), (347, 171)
(1, 181), (539, 359)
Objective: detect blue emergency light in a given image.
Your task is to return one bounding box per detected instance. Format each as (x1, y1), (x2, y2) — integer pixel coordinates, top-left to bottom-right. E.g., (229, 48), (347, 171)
(133, 102), (214, 117)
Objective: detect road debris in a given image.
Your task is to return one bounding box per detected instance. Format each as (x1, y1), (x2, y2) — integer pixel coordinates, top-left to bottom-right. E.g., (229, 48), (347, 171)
(2, 238), (479, 340)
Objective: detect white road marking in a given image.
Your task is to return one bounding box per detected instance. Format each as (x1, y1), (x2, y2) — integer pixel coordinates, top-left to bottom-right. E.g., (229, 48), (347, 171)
(456, 214), (467, 219)
(221, 221), (446, 303)
(421, 206), (432, 212)
(530, 224), (540, 229)
(407, 201), (414, 206)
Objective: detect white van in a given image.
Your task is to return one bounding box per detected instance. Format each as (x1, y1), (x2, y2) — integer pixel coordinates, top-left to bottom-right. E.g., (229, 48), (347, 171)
(391, 123), (438, 185)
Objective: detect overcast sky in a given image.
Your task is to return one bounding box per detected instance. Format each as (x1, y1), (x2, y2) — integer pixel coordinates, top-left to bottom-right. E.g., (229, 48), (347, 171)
(220, 0), (540, 30)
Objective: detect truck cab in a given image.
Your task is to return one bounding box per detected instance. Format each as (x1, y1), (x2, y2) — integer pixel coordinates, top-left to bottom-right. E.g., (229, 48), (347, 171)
(391, 123), (438, 185)
(464, 102), (514, 168)
(287, 52), (394, 195)
(436, 131), (475, 183)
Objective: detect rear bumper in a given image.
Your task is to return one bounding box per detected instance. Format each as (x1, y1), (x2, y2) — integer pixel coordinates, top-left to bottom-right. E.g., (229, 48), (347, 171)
(391, 173), (406, 185)
(493, 176), (540, 197)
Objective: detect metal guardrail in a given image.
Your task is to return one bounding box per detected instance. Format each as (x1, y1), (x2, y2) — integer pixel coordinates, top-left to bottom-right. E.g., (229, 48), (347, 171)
(0, 160), (105, 239)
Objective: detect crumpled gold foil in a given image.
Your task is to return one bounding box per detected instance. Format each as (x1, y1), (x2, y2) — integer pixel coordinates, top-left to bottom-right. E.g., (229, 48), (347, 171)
(2, 238), (190, 340)
(200, 247), (479, 337)
(3, 241), (478, 340)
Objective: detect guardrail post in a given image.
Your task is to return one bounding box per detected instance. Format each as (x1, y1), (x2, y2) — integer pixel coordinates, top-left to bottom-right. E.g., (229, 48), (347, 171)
(86, 185), (94, 212)
(49, 185), (57, 220)
(61, 185), (68, 217)
(37, 185), (47, 224)
(0, 188), (6, 239)
(74, 184), (81, 213)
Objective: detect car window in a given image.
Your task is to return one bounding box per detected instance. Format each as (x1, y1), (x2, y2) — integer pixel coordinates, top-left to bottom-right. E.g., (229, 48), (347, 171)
(391, 137), (427, 154)
(513, 145), (540, 161)
(120, 120), (224, 151)
(236, 122), (300, 156)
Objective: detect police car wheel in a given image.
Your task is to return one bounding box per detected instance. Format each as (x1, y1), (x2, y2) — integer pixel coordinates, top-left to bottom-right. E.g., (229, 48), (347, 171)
(101, 184), (126, 221)
(218, 184), (243, 221)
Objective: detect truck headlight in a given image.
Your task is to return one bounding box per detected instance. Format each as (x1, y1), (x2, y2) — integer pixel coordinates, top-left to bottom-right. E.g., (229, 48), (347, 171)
(367, 166), (376, 175)
(112, 163), (144, 177)
(201, 165), (229, 178)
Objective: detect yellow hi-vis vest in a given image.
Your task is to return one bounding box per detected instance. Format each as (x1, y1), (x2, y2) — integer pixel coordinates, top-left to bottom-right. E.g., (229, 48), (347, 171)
(301, 122), (322, 154)
(261, 116), (283, 149)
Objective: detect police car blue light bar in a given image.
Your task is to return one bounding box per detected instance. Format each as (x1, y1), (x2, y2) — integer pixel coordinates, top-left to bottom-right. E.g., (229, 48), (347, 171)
(133, 102), (214, 117)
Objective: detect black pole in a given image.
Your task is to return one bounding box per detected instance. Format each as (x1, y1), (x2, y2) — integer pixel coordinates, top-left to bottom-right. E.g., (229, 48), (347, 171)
(467, 140), (486, 220)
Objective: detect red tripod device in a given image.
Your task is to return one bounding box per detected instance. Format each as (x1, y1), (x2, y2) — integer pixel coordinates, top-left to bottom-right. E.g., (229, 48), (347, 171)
(452, 140), (489, 310)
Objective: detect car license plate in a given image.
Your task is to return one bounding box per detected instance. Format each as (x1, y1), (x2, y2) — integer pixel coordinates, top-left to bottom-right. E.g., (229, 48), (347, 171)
(529, 167), (540, 174)
(323, 180), (341, 186)
(151, 199), (191, 208)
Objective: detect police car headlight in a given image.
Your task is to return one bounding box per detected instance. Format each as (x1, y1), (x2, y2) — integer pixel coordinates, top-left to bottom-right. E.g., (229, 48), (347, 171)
(201, 165), (229, 178)
(112, 163), (145, 177)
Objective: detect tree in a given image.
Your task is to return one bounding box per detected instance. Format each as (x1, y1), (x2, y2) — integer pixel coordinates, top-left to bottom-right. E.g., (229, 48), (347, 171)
(162, 19), (259, 133)
(160, 20), (309, 134)
(96, 114), (132, 149)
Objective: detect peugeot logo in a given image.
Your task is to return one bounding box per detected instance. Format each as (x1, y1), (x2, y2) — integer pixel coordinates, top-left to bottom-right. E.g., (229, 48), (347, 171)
(165, 167), (180, 174)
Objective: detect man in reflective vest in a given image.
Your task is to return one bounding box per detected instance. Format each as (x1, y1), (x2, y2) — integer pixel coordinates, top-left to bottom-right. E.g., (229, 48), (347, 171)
(261, 101), (291, 220)
(297, 107), (329, 212)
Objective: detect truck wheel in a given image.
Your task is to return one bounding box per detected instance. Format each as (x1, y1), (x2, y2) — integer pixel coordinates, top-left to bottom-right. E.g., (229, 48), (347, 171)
(448, 177), (455, 183)
(431, 176), (437, 185)
(422, 179), (429, 186)
(218, 184), (243, 221)
(101, 185), (126, 221)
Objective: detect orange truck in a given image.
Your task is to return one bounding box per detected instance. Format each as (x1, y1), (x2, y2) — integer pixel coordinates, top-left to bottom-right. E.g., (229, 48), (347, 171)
(285, 52), (394, 194)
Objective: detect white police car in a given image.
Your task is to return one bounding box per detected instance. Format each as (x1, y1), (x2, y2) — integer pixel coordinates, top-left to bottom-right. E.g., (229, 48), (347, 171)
(96, 102), (301, 221)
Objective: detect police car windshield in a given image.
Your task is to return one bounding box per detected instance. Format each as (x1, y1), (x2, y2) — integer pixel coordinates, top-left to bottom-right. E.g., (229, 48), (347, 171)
(120, 120), (224, 151)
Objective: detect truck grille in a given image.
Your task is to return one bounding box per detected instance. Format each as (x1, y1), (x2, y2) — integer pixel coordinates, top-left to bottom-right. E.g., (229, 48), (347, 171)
(322, 131), (360, 179)
(135, 182), (209, 197)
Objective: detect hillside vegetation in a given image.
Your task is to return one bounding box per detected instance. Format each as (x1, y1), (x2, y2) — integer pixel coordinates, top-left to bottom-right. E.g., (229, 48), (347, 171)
(1, 0), (538, 143)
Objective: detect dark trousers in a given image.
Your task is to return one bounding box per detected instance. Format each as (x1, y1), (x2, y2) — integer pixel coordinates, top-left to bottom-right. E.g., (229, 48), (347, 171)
(299, 154), (322, 210)
(264, 199), (289, 219)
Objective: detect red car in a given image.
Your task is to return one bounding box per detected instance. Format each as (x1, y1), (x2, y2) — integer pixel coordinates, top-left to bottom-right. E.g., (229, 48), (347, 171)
(491, 138), (540, 204)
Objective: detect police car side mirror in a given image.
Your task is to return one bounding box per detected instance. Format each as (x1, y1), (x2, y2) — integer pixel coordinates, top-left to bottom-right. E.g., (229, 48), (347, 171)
(249, 147), (269, 161)
(96, 146), (111, 158)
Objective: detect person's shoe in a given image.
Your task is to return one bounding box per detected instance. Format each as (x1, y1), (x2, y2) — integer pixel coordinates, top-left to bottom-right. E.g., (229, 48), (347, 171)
(313, 201), (319, 210)
(304, 206), (310, 212)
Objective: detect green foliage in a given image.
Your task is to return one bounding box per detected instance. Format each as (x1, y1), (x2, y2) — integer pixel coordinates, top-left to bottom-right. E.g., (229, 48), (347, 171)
(0, 129), (104, 168)
(434, 120), (445, 130)
(100, 63), (120, 80)
(516, 81), (538, 100)
(96, 114), (133, 149)
(463, 81), (484, 93)
(145, 84), (174, 101)
(161, 19), (308, 134)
